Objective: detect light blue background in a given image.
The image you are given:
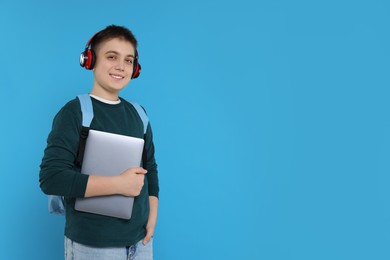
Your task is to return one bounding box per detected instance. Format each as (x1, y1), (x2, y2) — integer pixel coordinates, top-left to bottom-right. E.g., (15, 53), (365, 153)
(1, 0), (389, 259)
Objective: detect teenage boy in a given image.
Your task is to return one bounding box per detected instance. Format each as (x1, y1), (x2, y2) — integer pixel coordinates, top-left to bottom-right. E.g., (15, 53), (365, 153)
(39, 25), (159, 260)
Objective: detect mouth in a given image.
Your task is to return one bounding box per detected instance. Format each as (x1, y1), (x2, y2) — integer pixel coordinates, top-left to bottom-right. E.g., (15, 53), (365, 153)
(110, 74), (125, 79)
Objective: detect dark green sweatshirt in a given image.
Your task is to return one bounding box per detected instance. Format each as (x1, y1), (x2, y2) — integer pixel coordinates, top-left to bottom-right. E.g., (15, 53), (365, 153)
(39, 96), (159, 247)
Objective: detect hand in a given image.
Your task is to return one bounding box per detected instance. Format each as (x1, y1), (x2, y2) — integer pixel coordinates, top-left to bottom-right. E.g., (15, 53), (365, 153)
(117, 167), (147, 196)
(143, 222), (155, 245)
(143, 196), (158, 245)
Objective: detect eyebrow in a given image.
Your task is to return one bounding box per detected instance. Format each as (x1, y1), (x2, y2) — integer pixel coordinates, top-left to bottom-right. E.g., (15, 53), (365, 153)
(105, 50), (134, 58)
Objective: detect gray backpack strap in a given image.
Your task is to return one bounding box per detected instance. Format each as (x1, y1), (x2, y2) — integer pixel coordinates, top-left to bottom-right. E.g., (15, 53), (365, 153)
(75, 94), (94, 168)
(130, 102), (149, 134)
(78, 94), (94, 127)
(48, 94), (94, 215)
(48, 195), (65, 215)
(130, 102), (149, 169)
(76, 94), (93, 168)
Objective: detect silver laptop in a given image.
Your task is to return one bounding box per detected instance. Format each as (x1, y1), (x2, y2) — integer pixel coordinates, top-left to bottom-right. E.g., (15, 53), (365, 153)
(75, 129), (144, 219)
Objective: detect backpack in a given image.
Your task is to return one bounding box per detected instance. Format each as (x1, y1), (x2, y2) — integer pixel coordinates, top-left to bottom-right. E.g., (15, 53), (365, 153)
(48, 94), (149, 215)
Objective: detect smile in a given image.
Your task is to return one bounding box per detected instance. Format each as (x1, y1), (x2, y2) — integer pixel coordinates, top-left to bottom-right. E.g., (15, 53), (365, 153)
(110, 74), (124, 79)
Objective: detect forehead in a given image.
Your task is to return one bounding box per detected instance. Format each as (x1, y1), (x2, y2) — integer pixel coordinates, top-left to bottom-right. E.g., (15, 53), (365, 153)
(95, 38), (135, 56)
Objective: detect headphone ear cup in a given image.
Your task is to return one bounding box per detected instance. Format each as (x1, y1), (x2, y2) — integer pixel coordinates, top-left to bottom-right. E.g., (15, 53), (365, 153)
(85, 49), (96, 70)
(80, 50), (88, 67)
(132, 60), (141, 79)
(80, 49), (95, 70)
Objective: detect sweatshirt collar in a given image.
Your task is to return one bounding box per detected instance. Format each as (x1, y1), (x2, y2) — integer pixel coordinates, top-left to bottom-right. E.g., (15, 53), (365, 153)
(89, 94), (121, 105)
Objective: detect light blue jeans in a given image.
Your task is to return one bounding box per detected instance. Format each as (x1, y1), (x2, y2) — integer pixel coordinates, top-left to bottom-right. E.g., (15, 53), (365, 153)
(64, 236), (153, 260)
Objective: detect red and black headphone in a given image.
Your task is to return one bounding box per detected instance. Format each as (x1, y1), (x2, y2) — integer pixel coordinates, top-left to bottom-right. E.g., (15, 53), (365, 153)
(79, 33), (141, 79)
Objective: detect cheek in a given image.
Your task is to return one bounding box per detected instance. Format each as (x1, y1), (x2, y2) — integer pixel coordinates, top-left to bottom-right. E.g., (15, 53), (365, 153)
(95, 60), (112, 70)
(126, 66), (134, 74)
(124, 76), (132, 83)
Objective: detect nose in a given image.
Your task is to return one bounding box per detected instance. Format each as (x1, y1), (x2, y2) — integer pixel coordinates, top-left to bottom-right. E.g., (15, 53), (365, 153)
(115, 61), (125, 71)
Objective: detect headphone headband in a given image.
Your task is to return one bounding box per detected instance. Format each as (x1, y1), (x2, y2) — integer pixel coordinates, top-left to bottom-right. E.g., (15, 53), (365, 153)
(85, 32), (98, 49)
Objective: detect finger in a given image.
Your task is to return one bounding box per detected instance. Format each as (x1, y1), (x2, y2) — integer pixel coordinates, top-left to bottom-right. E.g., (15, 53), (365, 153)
(135, 167), (148, 174)
(143, 235), (151, 245)
(143, 230), (153, 245)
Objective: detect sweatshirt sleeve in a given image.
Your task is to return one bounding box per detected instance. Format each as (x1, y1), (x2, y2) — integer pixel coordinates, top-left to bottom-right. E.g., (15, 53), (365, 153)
(144, 121), (159, 198)
(39, 100), (89, 198)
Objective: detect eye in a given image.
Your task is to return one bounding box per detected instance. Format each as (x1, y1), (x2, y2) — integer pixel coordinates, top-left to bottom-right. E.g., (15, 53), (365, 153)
(107, 55), (116, 60)
(126, 59), (133, 65)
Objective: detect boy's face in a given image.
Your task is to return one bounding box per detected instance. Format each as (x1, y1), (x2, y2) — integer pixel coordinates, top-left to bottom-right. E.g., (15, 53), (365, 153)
(92, 38), (135, 99)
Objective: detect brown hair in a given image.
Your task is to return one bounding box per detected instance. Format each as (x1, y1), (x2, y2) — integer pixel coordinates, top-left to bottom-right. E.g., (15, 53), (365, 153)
(90, 25), (138, 52)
